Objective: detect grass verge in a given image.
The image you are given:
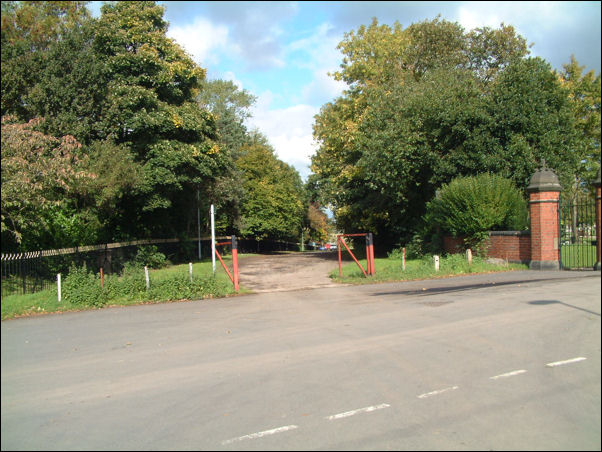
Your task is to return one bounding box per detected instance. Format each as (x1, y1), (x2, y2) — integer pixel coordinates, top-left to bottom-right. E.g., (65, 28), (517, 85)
(1, 256), (251, 321)
(330, 253), (528, 284)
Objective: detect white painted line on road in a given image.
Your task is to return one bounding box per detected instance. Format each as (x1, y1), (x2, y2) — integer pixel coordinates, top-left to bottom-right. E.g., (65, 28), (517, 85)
(326, 403), (391, 420)
(489, 369), (527, 380)
(221, 425), (298, 445)
(545, 357), (587, 367)
(417, 386), (459, 399)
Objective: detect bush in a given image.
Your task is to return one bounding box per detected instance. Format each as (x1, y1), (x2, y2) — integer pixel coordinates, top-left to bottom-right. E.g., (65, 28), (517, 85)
(132, 245), (167, 269)
(424, 174), (528, 250)
(63, 263), (107, 307)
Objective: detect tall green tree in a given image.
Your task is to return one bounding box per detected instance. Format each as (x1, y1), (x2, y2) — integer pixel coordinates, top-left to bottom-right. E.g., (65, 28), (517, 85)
(237, 142), (305, 241)
(311, 17), (579, 247)
(1, 1), (91, 118)
(558, 56), (601, 190)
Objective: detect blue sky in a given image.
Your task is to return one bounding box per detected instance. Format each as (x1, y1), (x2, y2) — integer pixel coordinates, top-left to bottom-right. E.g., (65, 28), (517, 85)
(89, 1), (602, 180)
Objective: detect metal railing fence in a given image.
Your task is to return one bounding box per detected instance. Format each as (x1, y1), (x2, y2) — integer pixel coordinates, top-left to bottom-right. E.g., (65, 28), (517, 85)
(2, 236), (313, 297)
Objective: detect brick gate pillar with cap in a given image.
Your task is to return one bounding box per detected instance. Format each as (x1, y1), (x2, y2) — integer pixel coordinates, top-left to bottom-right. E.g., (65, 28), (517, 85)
(527, 161), (562, 270)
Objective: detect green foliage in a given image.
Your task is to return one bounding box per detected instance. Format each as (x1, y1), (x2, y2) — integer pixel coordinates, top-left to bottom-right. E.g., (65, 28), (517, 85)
(237, 142), (306, 241)
(132, 245), (168, 269)
(63, 263), (107, 307)
(312, 17), (585, 248)
(424, 174), (529, 249)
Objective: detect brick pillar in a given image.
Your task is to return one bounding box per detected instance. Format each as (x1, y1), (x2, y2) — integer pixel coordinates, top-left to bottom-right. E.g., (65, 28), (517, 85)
(594, 169), (601, 271)
(527, 160), (562, 270)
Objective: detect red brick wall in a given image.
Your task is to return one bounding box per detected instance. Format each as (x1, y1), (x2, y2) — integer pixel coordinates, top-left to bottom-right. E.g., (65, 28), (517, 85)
(484, 232), (531, 263)
(443, 232), (531, 263)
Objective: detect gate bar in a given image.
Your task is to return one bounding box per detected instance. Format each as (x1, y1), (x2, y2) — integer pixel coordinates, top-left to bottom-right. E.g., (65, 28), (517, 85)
(214, 235), (239, 292)
(337, 233), (375, 277)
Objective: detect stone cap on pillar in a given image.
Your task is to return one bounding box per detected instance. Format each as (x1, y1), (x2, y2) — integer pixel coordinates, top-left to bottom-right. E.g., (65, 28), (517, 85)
(527, 159), (562, 193)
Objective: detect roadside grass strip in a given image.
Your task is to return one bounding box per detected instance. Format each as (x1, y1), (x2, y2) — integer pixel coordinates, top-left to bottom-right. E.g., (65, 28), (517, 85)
(325, 404), (391, 420)
(221, 425), (299, 445)
(545, 357), (587, 367)
(489, 369), (527, 380)
(417, 386), (459, 399)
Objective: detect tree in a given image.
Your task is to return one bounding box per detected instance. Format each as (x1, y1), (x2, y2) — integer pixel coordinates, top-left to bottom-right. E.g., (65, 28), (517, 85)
(1, 116), (95, 249)
(1, 1), (91, 117)
(311, 18), (576, 248)
(558, 56), (601, 190)
(236, 142), (305, 241)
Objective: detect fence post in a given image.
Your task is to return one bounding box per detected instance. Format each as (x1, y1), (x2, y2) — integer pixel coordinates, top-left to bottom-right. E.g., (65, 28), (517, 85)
(144, 266), (150, 290)
(466, 249), (473, 265)
(402, 247), (406, 271)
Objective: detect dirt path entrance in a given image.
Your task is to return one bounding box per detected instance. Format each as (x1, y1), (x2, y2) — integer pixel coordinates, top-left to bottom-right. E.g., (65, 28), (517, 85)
(238, 251), (344, 292)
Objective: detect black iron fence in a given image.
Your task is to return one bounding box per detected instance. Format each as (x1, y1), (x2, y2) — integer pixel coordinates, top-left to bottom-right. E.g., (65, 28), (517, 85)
(559, 192), (597, 270)
(1, 236), (312, 297)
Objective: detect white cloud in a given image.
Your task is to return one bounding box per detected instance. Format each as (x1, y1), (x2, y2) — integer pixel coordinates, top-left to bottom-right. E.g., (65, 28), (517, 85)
(167, 17), (230, 67)
(248, 94), (320, 180)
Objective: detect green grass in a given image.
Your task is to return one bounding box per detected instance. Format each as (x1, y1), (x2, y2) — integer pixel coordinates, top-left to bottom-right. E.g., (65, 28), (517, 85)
(330, 254), (528, 284)
(1, 255), (252, 321)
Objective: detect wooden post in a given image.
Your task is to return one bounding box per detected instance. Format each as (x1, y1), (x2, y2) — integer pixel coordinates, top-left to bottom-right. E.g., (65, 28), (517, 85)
(466, 249), (472, 265)
(100, 267), (104, 288)
(434, 255), (440, 271)
(144, 266), (150, 290)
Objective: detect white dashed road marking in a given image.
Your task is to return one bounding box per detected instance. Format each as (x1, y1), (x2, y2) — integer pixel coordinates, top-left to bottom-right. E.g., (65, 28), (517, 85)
(417, 386), (459, 399)
(221, 425), (299, 445)
(545, 357), (587, 367)
(489, 369), (527, 380)
(325, 403), (391, 420)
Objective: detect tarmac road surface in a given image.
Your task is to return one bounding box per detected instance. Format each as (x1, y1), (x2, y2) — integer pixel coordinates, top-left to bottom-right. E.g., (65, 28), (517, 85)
(1, 265), (600, 451)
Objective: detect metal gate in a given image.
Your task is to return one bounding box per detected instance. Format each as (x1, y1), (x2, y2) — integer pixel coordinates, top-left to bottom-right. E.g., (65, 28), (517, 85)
(559, 192), (597, 270)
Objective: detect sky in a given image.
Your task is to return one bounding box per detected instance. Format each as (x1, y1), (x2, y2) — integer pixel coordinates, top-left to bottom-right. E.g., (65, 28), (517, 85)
(89, 1), (602, 181)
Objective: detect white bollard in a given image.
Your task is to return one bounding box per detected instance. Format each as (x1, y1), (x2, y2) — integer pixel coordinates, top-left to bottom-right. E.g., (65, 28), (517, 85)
(466, 248), (473, 265)
(189, 262), (193, 282)
(144, 266), (150, 290)
(434, 255), (440, 272)
(57, 273), (62, 302)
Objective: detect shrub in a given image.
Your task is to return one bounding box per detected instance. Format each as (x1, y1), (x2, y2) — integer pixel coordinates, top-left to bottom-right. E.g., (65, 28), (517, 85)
(63, 263), (107, 307)
(132, 245), (167, 269)
(424, 174), (528, 250)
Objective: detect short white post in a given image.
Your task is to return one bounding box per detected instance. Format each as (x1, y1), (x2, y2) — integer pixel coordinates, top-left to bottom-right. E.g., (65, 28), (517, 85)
(434, 255), (440, 272)
(57, 273), (62, 302)
(402, 247), (406, 271)
(466, 248), (473, 265)
(144, 266), (150, 290)
(189, 262), (193, 282)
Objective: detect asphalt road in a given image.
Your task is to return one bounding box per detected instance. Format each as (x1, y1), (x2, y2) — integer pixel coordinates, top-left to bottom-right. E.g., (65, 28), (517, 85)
(1, 269), (600, 451)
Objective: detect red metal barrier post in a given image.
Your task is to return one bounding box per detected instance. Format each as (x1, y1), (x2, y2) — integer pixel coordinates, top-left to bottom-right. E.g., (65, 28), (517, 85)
(214, 236), (239, 292)
(231, 235), (239, 292)
(338, 233), (374, 278)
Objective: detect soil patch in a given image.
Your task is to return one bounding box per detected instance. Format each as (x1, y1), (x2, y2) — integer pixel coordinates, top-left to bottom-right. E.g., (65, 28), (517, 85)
(238, 251), (345, 292)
